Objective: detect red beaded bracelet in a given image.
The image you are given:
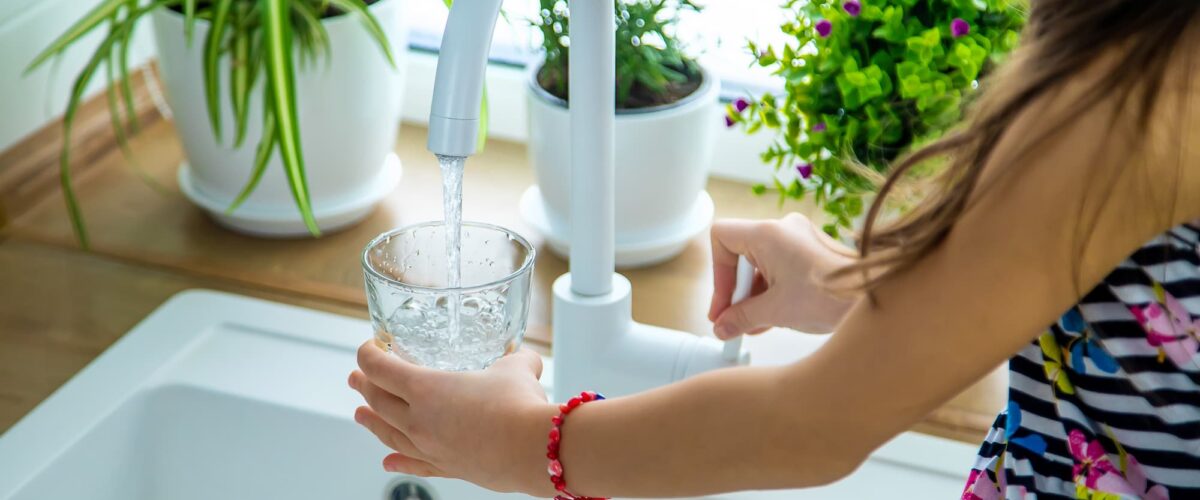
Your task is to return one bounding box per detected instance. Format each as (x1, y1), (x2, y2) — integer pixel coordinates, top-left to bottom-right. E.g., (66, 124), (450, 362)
(547, 391), (608, 500)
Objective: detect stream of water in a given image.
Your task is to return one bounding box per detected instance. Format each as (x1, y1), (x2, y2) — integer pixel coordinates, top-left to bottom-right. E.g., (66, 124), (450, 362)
(437, 155), (465, 341)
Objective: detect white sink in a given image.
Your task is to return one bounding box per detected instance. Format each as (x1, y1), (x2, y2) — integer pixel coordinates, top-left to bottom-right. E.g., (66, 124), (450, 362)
(0, 291), (977, 499)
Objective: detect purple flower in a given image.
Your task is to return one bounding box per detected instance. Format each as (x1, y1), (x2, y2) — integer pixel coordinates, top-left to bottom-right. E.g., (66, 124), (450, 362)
(813, 122), (827, 133)
(724, 115), (735, 128)
(796, 163), (813, 179)
(951, 18), (970, 38)
(843, 0), (861, 17)
(815, 19), (833, 38)
(733, 98), (750, 113)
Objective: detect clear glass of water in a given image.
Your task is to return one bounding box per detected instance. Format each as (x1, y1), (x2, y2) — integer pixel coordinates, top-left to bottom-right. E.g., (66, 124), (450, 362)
(362, 221), (536, 371)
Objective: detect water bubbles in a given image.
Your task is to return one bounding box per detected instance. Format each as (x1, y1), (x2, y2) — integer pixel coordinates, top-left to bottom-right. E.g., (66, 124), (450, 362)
(372, 285), (526, 371)
(386, 297), (426, 328)
(461, 297), (483, 316)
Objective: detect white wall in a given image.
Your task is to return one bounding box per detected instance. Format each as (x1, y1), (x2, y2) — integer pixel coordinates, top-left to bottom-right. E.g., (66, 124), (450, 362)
(0, 0), (157, 152)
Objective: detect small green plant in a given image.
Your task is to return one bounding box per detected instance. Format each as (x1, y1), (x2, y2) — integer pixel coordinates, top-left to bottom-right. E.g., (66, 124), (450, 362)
(26, 0), (395, 247)
(533, 0), (703, 109)
(727, 0), (1025, 235)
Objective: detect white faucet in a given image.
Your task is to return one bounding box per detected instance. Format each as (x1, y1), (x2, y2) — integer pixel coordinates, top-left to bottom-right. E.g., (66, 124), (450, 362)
(427, 0), (749, 401)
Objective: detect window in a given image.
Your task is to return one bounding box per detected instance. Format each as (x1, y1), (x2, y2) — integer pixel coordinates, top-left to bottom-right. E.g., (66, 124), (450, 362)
(404, 0), (792, 98)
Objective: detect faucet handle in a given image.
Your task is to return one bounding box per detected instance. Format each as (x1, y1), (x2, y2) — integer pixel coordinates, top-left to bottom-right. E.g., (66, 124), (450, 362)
(721, 256), (755, 363)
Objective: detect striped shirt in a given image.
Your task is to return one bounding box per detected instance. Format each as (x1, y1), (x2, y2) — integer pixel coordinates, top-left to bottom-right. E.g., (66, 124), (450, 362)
(964, 224), (1200, 500)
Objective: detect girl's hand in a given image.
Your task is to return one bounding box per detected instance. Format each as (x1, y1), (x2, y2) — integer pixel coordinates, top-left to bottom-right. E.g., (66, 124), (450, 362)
(349, 342), (557, 496)
(708, 213), (856, 338)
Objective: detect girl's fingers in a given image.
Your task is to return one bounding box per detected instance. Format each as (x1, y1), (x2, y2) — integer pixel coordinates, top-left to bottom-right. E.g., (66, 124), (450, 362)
(490, 348), (543, 378)
(349, 370), (412, 431)
(709, 219), (767, 322)
(714, 290), (778, 339)
(357, 341), (431, 400)
(383, 452), (445, 477)
(354, 406), (426, 460)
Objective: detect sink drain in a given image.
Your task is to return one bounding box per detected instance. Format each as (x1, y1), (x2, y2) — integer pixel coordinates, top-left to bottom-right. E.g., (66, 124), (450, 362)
(384, 477), (437, 500)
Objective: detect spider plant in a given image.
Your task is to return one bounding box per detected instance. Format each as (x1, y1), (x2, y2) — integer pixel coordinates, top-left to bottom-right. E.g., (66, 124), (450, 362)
(25, 0), (396, 248)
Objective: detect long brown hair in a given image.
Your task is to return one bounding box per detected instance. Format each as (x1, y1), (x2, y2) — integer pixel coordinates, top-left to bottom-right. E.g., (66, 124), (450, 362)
(839, 0), (1200, 291)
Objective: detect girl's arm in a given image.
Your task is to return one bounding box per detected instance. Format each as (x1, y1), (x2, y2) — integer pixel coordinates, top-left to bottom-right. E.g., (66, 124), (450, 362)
(546, 74), (1200, 497)
(542, 67), (1200, 496)
(350, 60), (1200, 497)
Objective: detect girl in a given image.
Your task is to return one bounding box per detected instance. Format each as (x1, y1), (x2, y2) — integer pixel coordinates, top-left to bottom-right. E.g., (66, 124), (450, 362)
(349, 1), (1200, 498)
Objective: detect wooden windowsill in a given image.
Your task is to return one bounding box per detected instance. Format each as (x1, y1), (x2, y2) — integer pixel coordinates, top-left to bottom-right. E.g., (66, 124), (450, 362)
(0, 67), (1004, 443)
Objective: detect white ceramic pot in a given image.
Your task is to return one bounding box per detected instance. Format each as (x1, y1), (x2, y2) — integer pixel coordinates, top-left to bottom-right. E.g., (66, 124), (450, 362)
(520, 62), (719, 267)
(152, 0), (408, 237)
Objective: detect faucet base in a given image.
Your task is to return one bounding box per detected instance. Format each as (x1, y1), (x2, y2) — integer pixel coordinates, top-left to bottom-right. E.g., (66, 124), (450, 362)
(550, 273), (746, 401)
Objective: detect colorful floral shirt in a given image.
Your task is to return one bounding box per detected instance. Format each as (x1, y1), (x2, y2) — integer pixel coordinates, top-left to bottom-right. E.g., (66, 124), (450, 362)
(964, 224), (1200, 499)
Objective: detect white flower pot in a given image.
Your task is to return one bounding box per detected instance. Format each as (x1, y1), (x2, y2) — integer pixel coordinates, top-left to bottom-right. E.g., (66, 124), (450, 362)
(519, 62), (718, 268)
(152, 0), (408, 237)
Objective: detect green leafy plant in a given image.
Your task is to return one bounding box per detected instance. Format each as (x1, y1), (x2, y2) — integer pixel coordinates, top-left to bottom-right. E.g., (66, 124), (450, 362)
(26, 0), (396, 247)
(727, 0), (1025, 235)
(533, 0), (703, 109)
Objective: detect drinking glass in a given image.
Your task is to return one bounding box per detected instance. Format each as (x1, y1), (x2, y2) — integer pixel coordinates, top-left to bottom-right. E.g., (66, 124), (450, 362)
(362, 221), (535, 371)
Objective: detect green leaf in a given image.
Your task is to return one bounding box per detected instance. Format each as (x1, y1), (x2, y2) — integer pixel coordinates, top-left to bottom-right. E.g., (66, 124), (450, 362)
(203, 0), (233, 143)
(786, 179), (802, 198)
(757, 46), (777, 66)
(230, 9), (253, 147)
(105, 44), (166, 194)
(846, 194), (864, 217)
(57, 0), (166, 247)
(53, 0), (178, 247)
(327, 0), (395, 68)
(762, 108), (780, 128)
(262, 0), (319, 235)
(293, 1), (331, 67)
(184, 0), (197, 45)
(25, 0), (127, 73)
(104, 30), (132, 162)
(59, 32), (123, 249)
(117, 0), (140, 133)
(228, 94), (276, 213)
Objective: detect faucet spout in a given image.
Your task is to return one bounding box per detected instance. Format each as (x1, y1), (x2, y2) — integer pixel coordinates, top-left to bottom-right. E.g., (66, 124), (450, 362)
(427, 0), (504, 158)
(422, 0), (745, 401)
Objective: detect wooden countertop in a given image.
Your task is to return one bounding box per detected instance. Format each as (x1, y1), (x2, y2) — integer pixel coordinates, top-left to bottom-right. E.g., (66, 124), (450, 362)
(0, 68), (1004, 442)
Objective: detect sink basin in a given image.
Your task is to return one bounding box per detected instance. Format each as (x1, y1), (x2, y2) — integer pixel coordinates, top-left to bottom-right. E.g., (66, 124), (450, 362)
(0, 291), (977, 499)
